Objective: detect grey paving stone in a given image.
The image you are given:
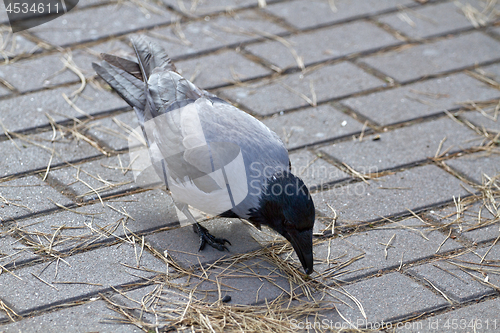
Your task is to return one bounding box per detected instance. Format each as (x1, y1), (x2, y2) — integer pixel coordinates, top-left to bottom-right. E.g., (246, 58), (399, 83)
(0, 299), (141, 333)
(0, 83), (128, 134)
(0, 31), (42, 59)
(84, 37), (133, 56)
(361, 32), (500, 83)
(461, 63), (500, 133)
(313, 218), (462, 282)
(445, 151), (500, 184)
(166, 258), (292, 305)
(15, 203), (126, 253)
(289, 149), (350, 188)
(31, 3), (173, 47)
(478, 62), (500, 79)
(176, 49), (271, 89)
(103, 284), (164, 328)
(310, 236), (365, 278)
(0, 242), (166, 314)
(146, 10), (287, 59)
(457, 0), (500, 25)
(245, 20), (400, 70)
(15, 189), (179, 253)
(0, 81), (10, 98)
(0, 235), (37, 267)
(0, 135), (53, 178)
(104, 188), (179, 231)
(146, 218), (262, 269)
(46, 154), (137, 202)
(377, 1), (475, 39)
(312, 164), (471, 223)
(221, 61), (384, 116)
(162, 0), (261, 16)
(475, 243), (500, 267)
(408, 254), (496, 303)
(321, 117), (481, 173)
(342, 72), (500, 126)
(0, 131), (106, 179)
(105, 262), (294, 327)
(395, 297), (500, 333)
(0, 176), (73, 221)
(490, 25), (500, 37)
(316, 272), (449, 329)
(411, 243), (500, 304)
(0, 50), (98, 93)
(426, 200), (499, 245)
(262, 104), (364, 149)
(264, 0), (413, 30)
(86, 111), (140, 152)
(461, 111), (500, 134)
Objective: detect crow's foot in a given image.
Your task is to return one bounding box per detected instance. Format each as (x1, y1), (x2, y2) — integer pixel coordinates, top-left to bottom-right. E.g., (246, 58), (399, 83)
(193, 223), (231, 252)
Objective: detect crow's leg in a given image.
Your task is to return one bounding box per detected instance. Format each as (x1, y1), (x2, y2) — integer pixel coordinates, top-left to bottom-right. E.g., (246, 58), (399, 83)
(176, 202), (231, 252)
(193, 222), (231, 252)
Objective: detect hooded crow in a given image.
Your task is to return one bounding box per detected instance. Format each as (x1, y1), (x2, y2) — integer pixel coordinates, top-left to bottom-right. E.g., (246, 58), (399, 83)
(92, 36), (316, 274)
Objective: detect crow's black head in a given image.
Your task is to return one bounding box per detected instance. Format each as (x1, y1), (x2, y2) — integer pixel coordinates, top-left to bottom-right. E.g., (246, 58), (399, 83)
(249, 171), (315, 274)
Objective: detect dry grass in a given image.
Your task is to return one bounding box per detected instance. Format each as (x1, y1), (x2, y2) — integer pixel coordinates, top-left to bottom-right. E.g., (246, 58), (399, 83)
(10, 213), (126, 257)
(98, 208), (499, 332)
(100, 275), (362, 332)
(0, 27), (49, 64)
(457, 98), (500, 146)
(0, 298), (20, 322)
(455, 0), (500, 28)
(89, 227), (371, 332)
(1, 113), (110, 165)
(428, 164), (500, 239)
(102, 289), (331, 333)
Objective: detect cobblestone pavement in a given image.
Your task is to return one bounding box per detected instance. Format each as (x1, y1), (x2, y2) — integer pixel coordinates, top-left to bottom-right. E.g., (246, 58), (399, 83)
(0, 0), (499, 332)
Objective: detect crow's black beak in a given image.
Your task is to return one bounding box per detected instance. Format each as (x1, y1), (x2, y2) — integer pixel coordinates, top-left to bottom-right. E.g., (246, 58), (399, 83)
(287, 228), (313, 275)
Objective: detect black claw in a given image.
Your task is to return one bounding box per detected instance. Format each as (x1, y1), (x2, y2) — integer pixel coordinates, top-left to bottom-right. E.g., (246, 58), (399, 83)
(193, 223), (231, 252)
(198, 236), (207, 251)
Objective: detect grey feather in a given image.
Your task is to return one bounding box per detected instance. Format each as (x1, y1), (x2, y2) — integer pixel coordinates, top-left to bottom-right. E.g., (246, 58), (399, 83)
(92, 62), (145, 110)
(147, 69), (208, 113)
(100, 53), (143, 81)
(131, 36), (176, 78)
